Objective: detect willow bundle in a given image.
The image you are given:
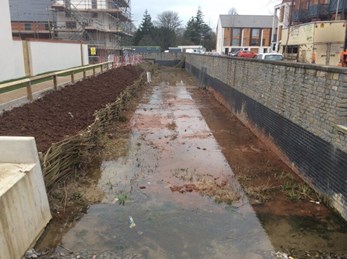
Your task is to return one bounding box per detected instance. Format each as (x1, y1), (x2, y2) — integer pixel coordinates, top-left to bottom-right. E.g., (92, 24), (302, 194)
(42, 75), (146, 190)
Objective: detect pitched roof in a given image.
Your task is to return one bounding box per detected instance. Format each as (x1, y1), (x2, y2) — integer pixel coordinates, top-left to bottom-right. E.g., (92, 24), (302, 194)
(219, 15), (274, 28)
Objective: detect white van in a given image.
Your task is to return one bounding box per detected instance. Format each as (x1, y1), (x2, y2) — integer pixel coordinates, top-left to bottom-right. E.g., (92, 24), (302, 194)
(255, 53), (284, 61)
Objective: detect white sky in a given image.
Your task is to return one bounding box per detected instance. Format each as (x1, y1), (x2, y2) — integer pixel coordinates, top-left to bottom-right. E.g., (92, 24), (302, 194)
(131, 0), (281, 30)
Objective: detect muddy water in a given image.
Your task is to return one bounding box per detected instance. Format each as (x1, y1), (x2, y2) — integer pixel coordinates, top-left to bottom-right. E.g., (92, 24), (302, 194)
(189, 83), (347, 258)
(53, 81), (277, 258)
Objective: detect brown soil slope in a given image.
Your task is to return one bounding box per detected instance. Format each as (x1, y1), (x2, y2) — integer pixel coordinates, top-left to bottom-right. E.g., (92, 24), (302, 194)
(0, 66), (142, 152)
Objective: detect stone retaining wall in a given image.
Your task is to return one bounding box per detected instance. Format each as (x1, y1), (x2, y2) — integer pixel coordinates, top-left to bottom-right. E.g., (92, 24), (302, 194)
(185, 54), (347, 220)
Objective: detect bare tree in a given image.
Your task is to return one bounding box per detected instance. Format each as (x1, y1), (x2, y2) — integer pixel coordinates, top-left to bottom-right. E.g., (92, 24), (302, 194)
(228, 7), (238, 15)
(155, 11), (182, 31)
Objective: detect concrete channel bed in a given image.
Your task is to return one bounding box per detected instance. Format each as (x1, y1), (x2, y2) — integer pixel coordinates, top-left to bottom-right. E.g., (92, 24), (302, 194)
(48, 77), (275, 258)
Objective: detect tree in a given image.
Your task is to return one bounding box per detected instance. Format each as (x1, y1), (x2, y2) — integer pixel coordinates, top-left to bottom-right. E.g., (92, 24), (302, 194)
(152, 27), (176, 51)
(133, 10), (155, 45)
(155, 11), (182, 31)
(228, 7), (238, 15)
(183, 8), (214, 50)
(201, 30), (216, 51)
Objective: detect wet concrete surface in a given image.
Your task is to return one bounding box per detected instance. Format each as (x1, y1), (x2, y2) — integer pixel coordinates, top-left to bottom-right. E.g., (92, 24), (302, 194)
(51, 81), (277, 258)
(40, 69), (347, 259)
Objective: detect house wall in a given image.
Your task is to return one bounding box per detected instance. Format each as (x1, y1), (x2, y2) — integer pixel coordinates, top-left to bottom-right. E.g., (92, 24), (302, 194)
(282, 21), (346, 65)
(218, 27), (273, 55)
(11, 22), (48, 31)
(184, 53), (347, 220)
(216, 18), (224, 53)
(217, 16), (273, 55)
(272, 2), (292, 52)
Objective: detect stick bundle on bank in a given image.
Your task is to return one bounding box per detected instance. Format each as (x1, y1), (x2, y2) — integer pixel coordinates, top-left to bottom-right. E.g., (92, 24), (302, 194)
(43, 75), (146, 190)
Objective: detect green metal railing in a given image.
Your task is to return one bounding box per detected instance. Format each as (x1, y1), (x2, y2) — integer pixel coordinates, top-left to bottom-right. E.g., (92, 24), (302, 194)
(0, 61), (113, 101)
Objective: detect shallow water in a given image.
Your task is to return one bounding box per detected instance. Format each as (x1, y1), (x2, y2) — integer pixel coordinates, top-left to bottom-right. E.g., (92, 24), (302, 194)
(48, 78), (347, 258)
(55, 82), (275, 258)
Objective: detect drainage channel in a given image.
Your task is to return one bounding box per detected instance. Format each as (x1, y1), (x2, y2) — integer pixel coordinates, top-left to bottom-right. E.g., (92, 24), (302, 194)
(48, 80), (277, 258)
(37, 69), (347, 259)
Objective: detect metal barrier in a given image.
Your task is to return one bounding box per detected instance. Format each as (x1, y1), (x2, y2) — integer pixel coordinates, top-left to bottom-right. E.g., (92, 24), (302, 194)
(0, 61), (113, 101)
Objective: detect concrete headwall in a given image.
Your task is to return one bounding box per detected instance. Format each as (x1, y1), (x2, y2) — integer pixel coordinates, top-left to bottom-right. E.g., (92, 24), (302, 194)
(184, 54), (347, 220)
(0, 137), (51, 259)
(142, 53), (182, 67)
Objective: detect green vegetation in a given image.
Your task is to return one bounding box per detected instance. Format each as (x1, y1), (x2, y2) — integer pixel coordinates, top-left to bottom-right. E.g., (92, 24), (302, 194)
(118, 193), (129, 206)
(133, 8), (216, 51)
(280, 173), (316, 201)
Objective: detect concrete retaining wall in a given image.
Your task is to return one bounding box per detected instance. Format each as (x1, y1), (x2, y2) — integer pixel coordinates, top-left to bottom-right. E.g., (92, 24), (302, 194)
(0, 137), (51, 259)
(142, 53), (182, 67)
(184, 54), (347, 220)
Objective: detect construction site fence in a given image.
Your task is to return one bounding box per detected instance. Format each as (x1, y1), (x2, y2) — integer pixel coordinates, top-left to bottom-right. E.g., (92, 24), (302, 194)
(111, 54), (143, 68)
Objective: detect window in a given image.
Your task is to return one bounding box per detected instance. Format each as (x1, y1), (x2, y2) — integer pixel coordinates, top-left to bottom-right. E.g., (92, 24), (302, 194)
(44, 23), (50, 31)
(92, 12), (98, 18)
(284, 45), (299, 54)
(224, 38), (228, 46)
(251, 28), (260, 46)
(231, 28), (241, 46)
(92, 0), (97, 9)
(65, 11), (71, 18)
(66, 21), (77, 29)
(242, 29), (251, 46)
(24, 23), (32, 31)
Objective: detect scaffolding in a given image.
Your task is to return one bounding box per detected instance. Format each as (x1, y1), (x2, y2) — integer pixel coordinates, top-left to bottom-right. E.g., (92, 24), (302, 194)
(51, 0), (133, 50)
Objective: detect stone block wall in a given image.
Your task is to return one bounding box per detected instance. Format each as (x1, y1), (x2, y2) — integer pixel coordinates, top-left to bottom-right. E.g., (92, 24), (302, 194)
(185, 54), (347, 220)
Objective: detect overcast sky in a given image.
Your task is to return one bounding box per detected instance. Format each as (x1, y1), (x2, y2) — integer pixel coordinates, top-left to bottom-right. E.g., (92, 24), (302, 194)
(131, 0), (280, 30)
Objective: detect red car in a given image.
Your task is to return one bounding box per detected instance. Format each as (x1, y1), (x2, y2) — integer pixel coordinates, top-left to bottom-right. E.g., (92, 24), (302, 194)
(236, 50), (257, 58)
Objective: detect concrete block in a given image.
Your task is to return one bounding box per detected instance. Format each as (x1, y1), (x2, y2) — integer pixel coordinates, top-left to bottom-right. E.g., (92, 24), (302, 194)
(0, 137), (51, 259)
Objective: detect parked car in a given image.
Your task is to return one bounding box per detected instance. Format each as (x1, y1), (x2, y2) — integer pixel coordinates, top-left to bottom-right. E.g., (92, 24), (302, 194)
(255, 53), (284, 61)
(236, 50), (257, 58)
(228, 51), (240, 57)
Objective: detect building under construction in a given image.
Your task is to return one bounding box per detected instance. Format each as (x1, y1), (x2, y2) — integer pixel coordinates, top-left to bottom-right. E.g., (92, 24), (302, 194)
(9, 0), (133, 61)
(271, 0), (347, 65)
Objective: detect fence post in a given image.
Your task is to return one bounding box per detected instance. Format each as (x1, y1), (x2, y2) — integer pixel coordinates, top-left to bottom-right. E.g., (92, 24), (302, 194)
(22, 40), (32, 77)
(93, 67), (96, 76)
(80, 43), (84, 66)
(83, 69), (86, 79)
(26, 81), (33, 101)
(71, 72), (75, 83)
(101, 64), (104, 73)
(53, 75), (58, 90)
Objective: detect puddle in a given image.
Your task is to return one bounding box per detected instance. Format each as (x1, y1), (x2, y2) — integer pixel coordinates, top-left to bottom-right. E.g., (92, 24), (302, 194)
(52, 82), (276, 258)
